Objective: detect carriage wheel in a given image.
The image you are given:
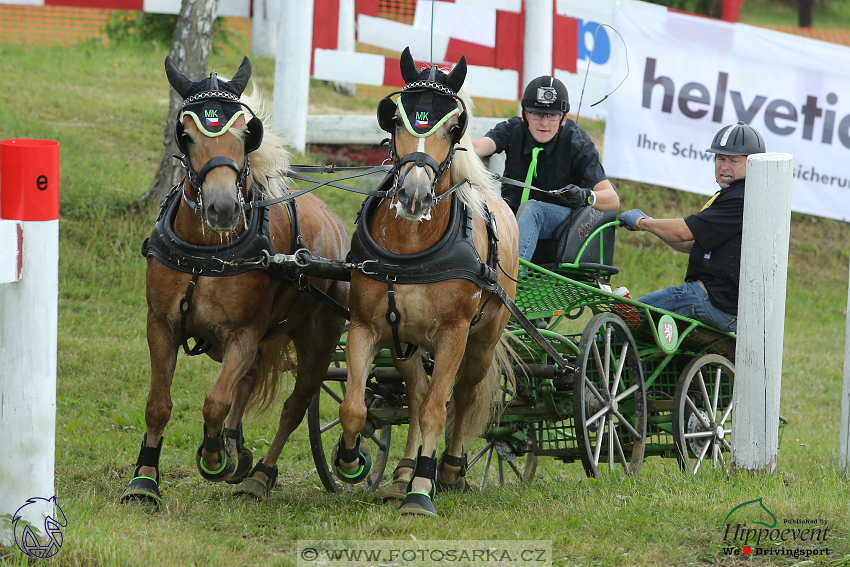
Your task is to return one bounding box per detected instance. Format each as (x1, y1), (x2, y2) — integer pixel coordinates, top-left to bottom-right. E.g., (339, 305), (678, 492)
(307, 377), (392, 493)
(463, 435), (538, 489)
(672, 354), (734, 475)
(573, 313), (647, 478)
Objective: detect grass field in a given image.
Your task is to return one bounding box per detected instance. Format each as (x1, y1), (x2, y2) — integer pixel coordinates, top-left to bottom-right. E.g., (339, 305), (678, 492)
(1, 39), (849, 567)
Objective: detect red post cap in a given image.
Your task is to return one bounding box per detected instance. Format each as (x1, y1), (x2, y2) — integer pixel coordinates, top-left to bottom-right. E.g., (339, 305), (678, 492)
(1, 139), (60, 221)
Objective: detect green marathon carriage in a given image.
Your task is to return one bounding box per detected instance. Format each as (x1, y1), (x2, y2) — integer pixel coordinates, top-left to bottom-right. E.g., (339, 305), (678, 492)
(307, 206), (786, 492)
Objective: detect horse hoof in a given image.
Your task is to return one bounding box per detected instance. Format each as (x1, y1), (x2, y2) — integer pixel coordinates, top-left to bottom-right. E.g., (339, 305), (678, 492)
(120, 477), (162, 506)
(436, 475), (476, 493)
(399, 492), (437, 517)
(331, 435), (372, 484)
(233, 477), (271, 501)
(382, 480), (408, 508)
(225, 447), (254, 485)
(195, 443), (237, 482)
(233, 461), (278, 501)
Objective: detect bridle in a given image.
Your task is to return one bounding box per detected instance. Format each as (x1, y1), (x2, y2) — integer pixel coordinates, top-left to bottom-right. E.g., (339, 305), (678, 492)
(174, 79), (263, 218)
(378, 75), (471, 212)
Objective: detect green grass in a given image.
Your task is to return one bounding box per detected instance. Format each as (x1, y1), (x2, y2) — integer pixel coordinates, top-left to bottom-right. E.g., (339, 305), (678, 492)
(1, 41), (850, 567)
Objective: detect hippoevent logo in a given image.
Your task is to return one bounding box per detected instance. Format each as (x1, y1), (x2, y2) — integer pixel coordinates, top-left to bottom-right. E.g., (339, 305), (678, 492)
(721, 498), (831, 559)
(11, 496), (67, 559)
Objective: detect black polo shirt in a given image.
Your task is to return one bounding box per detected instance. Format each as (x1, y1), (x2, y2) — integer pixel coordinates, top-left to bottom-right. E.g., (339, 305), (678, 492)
(684, 178), (745, 316)
(484, 116), (608, 211)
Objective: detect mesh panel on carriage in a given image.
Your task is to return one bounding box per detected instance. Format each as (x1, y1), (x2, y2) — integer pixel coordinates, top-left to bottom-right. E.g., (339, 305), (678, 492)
(530, 206), (617, 280)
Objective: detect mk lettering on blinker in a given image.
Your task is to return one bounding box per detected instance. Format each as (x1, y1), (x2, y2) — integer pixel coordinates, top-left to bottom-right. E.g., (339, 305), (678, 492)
(642, 57), (850, 148)
(723, 523), (830, 545)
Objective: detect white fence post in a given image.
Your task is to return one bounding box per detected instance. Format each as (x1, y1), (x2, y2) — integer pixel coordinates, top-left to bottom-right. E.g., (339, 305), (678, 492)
(251, 0), (277, 59)
(0, 139), (60, 545)
(731, 152), (794, 474)
(273, 0), (314, 155)
(523, 0), (553, 97)
(840, 258), (850, 477)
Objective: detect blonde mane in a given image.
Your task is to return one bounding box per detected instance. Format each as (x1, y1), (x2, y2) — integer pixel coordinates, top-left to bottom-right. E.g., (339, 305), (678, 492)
(236, 82), (292, 199)
(449, 87), (497, 220)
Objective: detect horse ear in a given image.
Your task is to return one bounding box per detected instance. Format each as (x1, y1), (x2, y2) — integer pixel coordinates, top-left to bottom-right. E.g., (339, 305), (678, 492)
(165, 56), (194, 99)
(399, 47), (420, 84)
(446, 56), (467, 93)
(229, 56), (252, 96)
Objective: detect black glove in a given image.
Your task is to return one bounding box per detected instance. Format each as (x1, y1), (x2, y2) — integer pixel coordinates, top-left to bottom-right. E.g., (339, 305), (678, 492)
(556, 184), (594, 208)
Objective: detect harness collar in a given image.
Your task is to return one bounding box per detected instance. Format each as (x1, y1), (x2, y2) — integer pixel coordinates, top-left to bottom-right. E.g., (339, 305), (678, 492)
(142, 182), (299, 278)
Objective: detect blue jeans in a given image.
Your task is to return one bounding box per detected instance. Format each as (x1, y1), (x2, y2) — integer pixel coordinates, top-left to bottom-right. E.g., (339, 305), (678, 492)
(638, 280), (737, 333)
(516, 200), (573, 261)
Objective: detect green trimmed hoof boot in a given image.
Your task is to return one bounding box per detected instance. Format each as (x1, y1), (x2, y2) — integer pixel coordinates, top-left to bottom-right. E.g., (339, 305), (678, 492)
(382, 458), (416, 507)
(331, 433), (372, 484)
(195, 424), (237, 482)
(233, 461), (278, 502)
(120, 434), (163, 506)
(399, 450), (438, 517)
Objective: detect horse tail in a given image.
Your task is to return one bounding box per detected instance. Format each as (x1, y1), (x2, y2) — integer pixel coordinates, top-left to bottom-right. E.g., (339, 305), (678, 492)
(245, 334), (296, 415)
(462, 335), (519, 439)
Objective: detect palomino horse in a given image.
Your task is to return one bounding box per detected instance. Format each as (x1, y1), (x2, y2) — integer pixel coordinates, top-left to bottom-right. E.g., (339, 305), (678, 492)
(334, 48), (519, 516)
(121, 56), (349, 504)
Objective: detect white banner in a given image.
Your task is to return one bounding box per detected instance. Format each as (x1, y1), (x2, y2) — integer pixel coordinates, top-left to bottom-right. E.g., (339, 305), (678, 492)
(603, 0), (850, 221)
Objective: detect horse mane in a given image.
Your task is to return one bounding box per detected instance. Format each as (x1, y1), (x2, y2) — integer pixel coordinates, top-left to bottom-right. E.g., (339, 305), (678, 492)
(450, 87), (498, 220)
(236, 82), (292, 199)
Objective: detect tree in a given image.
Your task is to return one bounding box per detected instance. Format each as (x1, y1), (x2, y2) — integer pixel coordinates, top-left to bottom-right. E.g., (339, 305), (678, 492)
(799, 0), (819, 27)
(138, 0), (221, 205)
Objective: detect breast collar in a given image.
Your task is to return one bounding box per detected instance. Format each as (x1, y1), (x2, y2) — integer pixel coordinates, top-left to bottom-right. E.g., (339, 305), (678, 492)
(142, 182), (301, 277)
(349, 176), (499, 290)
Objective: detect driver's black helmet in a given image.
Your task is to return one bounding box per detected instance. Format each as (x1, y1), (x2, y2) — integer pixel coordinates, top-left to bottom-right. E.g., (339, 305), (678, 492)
(521, 76), (569, 114)
(706, 121), (766, 156)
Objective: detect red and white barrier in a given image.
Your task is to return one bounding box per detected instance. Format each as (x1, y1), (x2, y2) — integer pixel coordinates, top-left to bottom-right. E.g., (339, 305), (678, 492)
(0, 139), (60, 545)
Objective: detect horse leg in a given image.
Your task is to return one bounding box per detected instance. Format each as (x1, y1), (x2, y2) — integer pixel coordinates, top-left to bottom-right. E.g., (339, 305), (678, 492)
(196, 334), (259, 482)
(235, 312), (344, 500)
(121, 314), (178, 505)
(400, 326), (469, 516)
(381, 353), (428, 506)
(220, 356), (259, 485)
(439, 332), (500, 491)
(334, 320), (381, 482)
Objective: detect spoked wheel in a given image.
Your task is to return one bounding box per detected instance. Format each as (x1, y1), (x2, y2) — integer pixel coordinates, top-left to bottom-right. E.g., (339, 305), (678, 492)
(573, 313), (647, 478)
(672, 354), (734, 474)
(307, 377), (392, 493)
(464, 435), (538, 489)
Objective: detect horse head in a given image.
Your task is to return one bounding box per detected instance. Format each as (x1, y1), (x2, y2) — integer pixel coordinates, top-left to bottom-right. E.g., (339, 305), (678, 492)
(165, 55), (264, 233)
(377, 48), (468, 221)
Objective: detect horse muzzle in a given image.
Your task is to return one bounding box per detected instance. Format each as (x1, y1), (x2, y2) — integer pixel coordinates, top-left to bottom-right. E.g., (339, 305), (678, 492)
(394, 170), (435, 221)
(203, 187), (243, 233)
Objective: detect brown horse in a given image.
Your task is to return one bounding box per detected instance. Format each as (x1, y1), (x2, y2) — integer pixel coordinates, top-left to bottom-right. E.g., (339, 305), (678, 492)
(334, 49), (519, 516)
(121, 56), (349, 504)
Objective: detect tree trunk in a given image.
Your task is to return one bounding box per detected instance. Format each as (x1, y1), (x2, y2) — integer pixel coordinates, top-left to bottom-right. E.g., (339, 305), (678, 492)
(138, 0), (221, 206)
(799, 0), (818, 27)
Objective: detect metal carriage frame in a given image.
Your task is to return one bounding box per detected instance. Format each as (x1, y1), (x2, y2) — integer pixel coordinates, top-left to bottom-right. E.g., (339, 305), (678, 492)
(306, 218), (787, 493)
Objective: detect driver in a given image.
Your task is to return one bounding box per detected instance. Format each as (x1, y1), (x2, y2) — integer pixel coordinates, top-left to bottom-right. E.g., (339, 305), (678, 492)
(472, 76), (619, 261)
(617, 121), (766, 333)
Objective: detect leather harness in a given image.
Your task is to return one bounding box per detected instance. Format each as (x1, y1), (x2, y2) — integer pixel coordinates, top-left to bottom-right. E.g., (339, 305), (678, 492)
(142, 182), (348, 355)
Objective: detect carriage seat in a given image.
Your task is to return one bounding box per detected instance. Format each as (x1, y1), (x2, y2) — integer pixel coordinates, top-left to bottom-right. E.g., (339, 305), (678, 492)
(529, 205), (618, 280)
